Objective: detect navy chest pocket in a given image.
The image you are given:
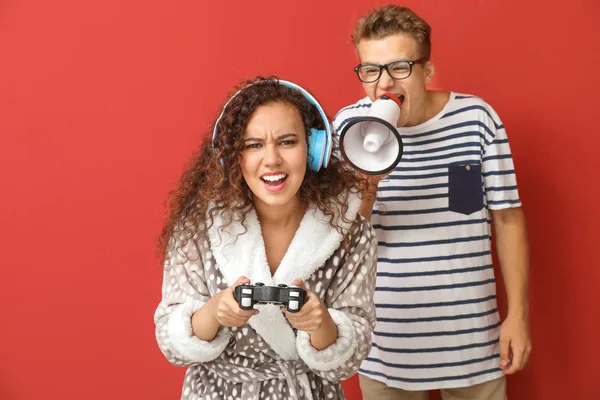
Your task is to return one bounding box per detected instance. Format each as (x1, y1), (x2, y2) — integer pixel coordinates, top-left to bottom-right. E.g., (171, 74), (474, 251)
(448, 163), (484, 215)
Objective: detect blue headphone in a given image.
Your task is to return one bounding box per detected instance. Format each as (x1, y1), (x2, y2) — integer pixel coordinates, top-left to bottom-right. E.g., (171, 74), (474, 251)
(211, 80), (332, 172)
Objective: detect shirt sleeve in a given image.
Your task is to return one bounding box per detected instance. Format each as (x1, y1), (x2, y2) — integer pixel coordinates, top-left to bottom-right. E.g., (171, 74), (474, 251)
(481, 103), (523, 210)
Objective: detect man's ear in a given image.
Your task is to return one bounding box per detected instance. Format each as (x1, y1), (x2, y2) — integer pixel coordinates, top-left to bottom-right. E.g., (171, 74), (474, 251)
(424, 60), (435, 84)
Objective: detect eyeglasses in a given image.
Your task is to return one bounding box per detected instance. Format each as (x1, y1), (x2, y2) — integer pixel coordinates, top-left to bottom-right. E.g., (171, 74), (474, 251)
(354, 58), (429, 83)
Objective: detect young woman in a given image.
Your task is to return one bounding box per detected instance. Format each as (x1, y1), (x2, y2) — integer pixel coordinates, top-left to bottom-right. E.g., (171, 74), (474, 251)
(154, 77), (378, 400)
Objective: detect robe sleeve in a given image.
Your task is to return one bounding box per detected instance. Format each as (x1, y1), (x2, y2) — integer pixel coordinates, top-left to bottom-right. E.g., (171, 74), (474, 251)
(154, 232), (230, 366)
(296, 215), (378, 381)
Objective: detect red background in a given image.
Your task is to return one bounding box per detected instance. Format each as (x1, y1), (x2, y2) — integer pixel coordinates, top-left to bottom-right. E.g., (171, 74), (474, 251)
(1, 1), (598, 399)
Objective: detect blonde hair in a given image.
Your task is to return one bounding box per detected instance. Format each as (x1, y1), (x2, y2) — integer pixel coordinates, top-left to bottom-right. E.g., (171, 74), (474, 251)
(352, 4), (431, 59)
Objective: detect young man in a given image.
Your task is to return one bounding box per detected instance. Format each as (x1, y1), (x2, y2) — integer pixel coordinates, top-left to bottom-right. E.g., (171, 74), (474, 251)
(333, 5), (532, 399)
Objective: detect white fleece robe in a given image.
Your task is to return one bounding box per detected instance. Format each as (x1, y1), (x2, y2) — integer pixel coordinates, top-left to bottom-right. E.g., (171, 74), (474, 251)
(154, 194), (378, 399)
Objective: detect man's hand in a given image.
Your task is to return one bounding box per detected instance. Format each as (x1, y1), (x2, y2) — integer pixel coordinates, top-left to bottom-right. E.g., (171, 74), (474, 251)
(360, 171), (389, 192)
(357, 172), (390, 219)
(499, 313), (532, 374)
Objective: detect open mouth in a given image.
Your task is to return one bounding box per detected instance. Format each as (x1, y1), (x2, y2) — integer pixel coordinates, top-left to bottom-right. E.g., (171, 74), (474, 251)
(261, 173), (288, 187)
(380, 92), (405, 106)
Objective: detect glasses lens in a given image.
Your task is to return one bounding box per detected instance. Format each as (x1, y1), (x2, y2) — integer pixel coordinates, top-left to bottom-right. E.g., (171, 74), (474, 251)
(388, 61), (411, 79)
(357, 65), (381, 83)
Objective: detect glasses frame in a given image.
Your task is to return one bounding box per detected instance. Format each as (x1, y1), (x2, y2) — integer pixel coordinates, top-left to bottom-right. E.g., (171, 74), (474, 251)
(354, 57), (429, 83)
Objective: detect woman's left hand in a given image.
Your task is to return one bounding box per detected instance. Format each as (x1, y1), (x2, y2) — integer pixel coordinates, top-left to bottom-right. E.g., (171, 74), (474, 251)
(283, 278), (339, 350)
(283, 278), (330, 332)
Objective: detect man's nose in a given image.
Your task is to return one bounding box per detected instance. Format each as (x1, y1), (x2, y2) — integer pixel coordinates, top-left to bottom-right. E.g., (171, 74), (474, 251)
(377, 69), (395, 90)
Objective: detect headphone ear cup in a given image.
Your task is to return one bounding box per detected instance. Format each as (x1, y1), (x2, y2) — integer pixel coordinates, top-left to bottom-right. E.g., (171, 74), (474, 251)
(308, 127), (327, 172)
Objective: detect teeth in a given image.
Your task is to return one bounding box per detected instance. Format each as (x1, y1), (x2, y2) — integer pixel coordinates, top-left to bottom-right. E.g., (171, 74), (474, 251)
(262, 174), (287, 182)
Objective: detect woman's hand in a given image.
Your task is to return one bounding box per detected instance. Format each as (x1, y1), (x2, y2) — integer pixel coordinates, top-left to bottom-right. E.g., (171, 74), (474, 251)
(283, 278), (338, 350)
(192, 276), (258, 339)
(212, 276), (259, 327)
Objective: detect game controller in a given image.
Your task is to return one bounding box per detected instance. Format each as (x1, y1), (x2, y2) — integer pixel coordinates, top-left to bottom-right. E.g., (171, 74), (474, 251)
(234, 282), (308, 313)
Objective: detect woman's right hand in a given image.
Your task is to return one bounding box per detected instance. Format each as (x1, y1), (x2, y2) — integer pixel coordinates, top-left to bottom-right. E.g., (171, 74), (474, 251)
(210, 276), (259, 327)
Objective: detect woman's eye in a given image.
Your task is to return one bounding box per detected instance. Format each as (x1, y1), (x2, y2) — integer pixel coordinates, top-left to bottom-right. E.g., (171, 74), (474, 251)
(246, 143), (262, 149)
(280, 140), (296, 146)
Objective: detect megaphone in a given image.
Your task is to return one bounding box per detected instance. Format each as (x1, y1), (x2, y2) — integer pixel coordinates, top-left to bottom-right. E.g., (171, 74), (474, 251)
(339, 93), (404, 175)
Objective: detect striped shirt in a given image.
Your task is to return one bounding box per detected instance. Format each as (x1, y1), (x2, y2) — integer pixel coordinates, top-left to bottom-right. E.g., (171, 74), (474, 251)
(333, 92), (521, 390)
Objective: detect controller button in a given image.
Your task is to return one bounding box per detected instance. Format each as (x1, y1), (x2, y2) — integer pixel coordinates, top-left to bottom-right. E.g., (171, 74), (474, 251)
(241, 298), (252, 308)
(288, 300), (299, 311)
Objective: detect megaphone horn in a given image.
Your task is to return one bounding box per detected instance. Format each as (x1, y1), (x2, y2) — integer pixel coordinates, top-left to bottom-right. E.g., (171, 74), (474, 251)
(339, 93), (404, 175)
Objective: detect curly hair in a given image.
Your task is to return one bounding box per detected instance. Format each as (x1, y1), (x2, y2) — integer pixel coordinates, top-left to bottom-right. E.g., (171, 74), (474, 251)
(158, 76), (368, 265)
(352, 4), (432, 60)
